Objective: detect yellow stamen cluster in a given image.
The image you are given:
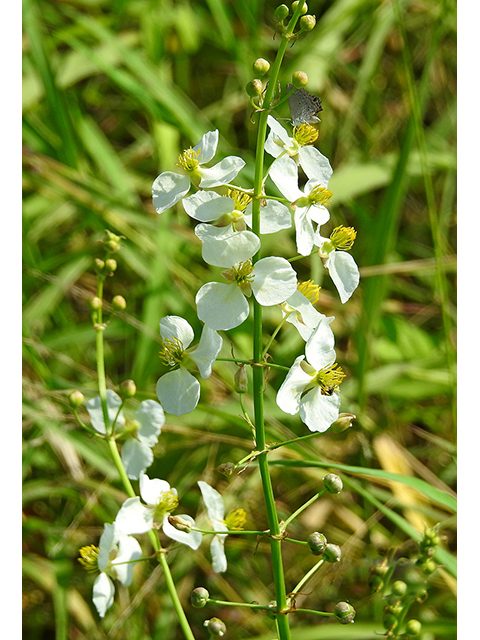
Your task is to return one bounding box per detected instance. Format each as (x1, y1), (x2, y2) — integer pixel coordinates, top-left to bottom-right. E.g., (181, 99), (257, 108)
(293, 123), (319, 146)
(223, 261), (255, 287)
(159, 337), (185, 367)
(177, 147), (202, 172)
(313, 363), (346, 395)
(308, 185), (333, 207)
(227, 189), (252, 212)
(330, 225), (356, 251)
(225, 508), (247, 531)
(297, 279), (321, 304)
(154, 490), (179, 520)
(78, 545), (100, 573)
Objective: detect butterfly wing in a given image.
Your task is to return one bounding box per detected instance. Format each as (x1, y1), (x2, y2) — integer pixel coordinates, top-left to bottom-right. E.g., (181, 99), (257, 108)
(286, 84), (322, 126)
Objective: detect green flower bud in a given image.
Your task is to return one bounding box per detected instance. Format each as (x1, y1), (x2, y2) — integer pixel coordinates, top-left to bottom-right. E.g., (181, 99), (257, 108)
(246, 79), (263, 97)
(334, 601), (356, 625)
(104, 230), (123, 252)
(119, 379), (136, 397)
(190, 587), (209, 608)
(307, 531), (327, 556)
(69, 391), (85, 408)
(274, 4), (289, 20)
(112, 295), (127, 311)
(89, 296), (103, 310)
(299, 14), (316, 31)
(323, 543), (342, 563)
(292, 1), (308, 15)
(94, 258), (105, 272)
(330, 412), (356, 433)
(383, 613), (398, 630)
(204, 617), (226, 636)
(253, 58), (270, 76)
(369, 575), (384, 592)
(234, 364), (248, 393)
(405, 619), (422, 636)
(418, 558), (437, 575)
(105, 258), (117, 273)
(218, 462), (235, 477)
(391, 580), (407, 597)
(323, 473), (343, 494)
(291, 71), (309, 88)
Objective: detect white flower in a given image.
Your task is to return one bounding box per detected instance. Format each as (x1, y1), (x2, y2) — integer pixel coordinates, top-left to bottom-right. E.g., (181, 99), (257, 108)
(265, 115), (333, 183)
(269, 154), (332, 256)
(92, 523), (142, 618)
(315, 226), (360, 303)
(280, 280), (328, 341)
(276, 317), (345, 432)
(196, 253), (298, 331)
(121, 400), (165, 480)
(182, 188), (291, 235)
(86, 389), (125, 435)
(156, 316), (222, 416)
(114, 473), (202, 550)
(152, 130), (245, 214)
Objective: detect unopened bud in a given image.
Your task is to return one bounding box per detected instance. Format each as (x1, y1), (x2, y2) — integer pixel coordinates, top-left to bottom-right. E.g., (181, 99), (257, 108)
(252, 58), (270, 76)
(369, 575), (384, 592)
(330, 412), (356, 433)
(383, 613), (398, 630)
(168, 515), (192, 533)
(292, 1), (308, 15)
(334, 601), (355, 625)
(418, 558), (437, 575)
(274, 4), (289, 20)
(246, 79), (263, 97)
(218, 462), (235, 477)
(234, 365), (248, 393)
(391, 580), (407, 597)
(323, 543), (342, 563)
(69, 391), (85, 408)
(89, 296), (103, 310)
(204, 617), (226, 636)
(112, 295), (127, 311)
(299, 14), (316, 31)
(291, 71), (309, 88)
(405, 619), (422, 636)
(119, 379), (136, 398)
(323, 473), (343, 494)
(104, 230), (122, 252)
(94, 258), (105, 271)
(105, 258), (117, 274)
(307, 531), (327, 556)
(190, 587), (209, 608)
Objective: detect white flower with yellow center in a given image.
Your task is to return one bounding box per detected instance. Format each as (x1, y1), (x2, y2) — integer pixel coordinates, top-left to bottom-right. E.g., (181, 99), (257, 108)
(265, 116), (333, 184)
(152, 130), (245, 214)
(156, 316), (222, 416)
(315, 225), (360, 303)
(276, 317), (345, 432)
(280, 280), (328, 341)
(269, 154), (332, 256)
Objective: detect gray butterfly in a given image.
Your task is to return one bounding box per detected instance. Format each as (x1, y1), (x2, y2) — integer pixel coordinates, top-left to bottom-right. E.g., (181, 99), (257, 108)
(286, 83), (323, 127)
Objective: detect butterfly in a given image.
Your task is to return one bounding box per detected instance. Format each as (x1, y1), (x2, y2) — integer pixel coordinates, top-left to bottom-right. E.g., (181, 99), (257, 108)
(286, 83), (323, 127)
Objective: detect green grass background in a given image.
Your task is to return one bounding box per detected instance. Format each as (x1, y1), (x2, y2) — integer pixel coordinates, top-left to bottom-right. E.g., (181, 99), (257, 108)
(22, 0), (456, 638)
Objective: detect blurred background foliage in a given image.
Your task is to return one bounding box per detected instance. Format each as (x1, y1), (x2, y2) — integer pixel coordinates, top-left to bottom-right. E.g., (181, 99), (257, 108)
(22, 0), (456, 638)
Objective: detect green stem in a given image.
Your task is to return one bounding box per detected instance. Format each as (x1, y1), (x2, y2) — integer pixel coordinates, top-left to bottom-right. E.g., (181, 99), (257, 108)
(94, 278), (111, 434)
(291, 558), (325, 595)
(281, 489), (327, 531)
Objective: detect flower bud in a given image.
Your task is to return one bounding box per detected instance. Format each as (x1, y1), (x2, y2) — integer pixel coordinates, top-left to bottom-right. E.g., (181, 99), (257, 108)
(330, 412), (356, 433)
(418, 558), (437, 575)
(291, 71), (309, 88)
(246, 79), (263, 97)
(299, 14), (316, 31)
(218, 462), (235, 477)
(274, 4), (289, 20)
(334, 601), (356, 625)
(252, 58), (270, 76)
(405, 619), (422, 636)
(292, 1), (308, 15)
(369, 575), (384, 592)
(112, 295), (127, 311)
(383, 614), (398, 630)
(204, 617), (226, 636)
(168, 515), (192, 532)
(190, 587), (209, 608)
(323, 473), (343, 494)
(94, 258), (105, 271)
(391, 580), (407, 597)
(323, 543), (342, 563)
(307, 532), (327, 556)
(89, 296), (103, 310)
(104, 230), (122, 252)
(69, 391), (85, 408)
(119, 379), (136, 397)
(234, 365), (248, 393)
(105, 258), (117, 273)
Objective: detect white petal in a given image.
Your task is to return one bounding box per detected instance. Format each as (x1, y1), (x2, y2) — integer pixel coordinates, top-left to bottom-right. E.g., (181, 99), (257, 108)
(326, 251), (360, 304)
(276, 355), (312, 415)
(189, 325), (223, 379)
(195, 223), (260, 267)
(252, 257), (297, 306)
(86, 390), (125, 435)
(265, 116), (293, 157)
(139, 473), (173, 506)
(293, 206), (316, 256)
(198, 481), (225, 522)
(284, 290), (326, 340)
(93, 573), (115, 618)
(305, 317), (336, 371)
(196, 282), (249, 331)
(300, 388), (341, 432)
(159, 316), (194, 349)
(162, 514), (203, 550)
(183, 191), (235, 222)
(152, 172), (190, 214)
(156, 368), (201, 416)
(199, 156), (245, 188)
(114, 497), (154, 535)
(121, 438), (154, 480)
(298, 146), (333, 184)
(210, 535), (227, 573)
(135, 400), (165, 446)
(193, 130), (218, 164)
(113, 534), (142, 586)
(269, 155), (303, 202)
(97, 523), (117, 571)
(243, 199), (292, 234)
(309, 203), (330, 226)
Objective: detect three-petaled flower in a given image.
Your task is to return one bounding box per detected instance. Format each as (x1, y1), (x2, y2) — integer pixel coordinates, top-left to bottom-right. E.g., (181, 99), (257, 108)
(315, 225), (360, 303)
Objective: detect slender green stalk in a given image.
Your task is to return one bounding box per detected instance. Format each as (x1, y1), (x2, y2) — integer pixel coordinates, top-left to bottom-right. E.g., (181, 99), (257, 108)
(281, 490), (327, 531)
(94, 278), (111, 433)
(291, 558), (325, 595)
